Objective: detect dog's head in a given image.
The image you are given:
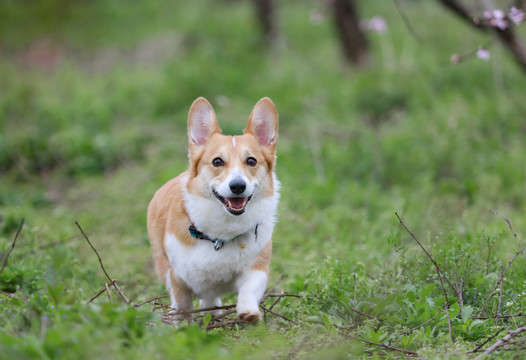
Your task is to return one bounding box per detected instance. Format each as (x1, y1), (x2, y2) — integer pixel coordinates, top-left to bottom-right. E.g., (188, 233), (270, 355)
(186, 97), (278, 216)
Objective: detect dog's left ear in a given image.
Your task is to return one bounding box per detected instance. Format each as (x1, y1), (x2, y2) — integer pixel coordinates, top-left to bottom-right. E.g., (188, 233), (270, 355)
(244, 98), (278, 148)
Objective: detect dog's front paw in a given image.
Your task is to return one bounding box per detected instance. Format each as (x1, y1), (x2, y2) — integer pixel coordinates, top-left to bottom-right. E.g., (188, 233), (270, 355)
(238, 310), (261, 323)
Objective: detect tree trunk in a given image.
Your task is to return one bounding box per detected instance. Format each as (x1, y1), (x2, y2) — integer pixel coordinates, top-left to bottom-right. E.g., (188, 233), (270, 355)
(253, 0), (278, 47)
(332, 0), (370, 66)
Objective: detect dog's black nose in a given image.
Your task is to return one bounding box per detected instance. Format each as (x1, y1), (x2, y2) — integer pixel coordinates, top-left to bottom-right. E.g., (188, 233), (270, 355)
(229, 179), (246, 195)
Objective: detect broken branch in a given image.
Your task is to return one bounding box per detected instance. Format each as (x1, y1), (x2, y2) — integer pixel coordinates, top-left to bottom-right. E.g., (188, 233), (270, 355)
(0, 218), (24, 277)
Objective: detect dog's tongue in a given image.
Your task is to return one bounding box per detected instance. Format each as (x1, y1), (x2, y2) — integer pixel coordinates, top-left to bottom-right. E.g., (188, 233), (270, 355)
(227, 197), (247, 210)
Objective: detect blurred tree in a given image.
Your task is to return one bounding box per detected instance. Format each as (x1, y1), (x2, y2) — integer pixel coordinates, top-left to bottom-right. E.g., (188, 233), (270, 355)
(332, 0), (370, 66)
(252, 0), (279, 47)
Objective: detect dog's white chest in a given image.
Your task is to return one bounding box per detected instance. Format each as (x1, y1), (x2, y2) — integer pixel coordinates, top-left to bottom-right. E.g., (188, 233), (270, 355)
(165, 227), (270, 298)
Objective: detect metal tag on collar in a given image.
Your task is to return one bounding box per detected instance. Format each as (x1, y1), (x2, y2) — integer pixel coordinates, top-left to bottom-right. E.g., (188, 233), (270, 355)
(213, 239), (225, 251)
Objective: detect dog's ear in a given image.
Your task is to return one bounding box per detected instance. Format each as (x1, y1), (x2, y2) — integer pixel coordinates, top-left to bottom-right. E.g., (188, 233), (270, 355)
(244, 97), (278, 148)
(188, 97), (221, 146)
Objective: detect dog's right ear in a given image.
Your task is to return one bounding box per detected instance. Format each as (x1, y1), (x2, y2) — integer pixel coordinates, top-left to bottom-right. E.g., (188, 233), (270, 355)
(188, 97), (221, 146)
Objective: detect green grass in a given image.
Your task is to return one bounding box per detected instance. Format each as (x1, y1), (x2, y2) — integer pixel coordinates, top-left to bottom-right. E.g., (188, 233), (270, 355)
(2, 0), (526, 358)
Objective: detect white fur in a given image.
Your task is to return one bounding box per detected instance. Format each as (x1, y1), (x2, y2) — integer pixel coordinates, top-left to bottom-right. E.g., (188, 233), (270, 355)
(165, 174), (279, 307)
(165, 270), (177, 309)
(236, 270), (267, 316)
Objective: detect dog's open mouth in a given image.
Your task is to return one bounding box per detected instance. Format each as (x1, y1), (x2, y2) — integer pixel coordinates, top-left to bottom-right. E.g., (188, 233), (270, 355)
(213, 189), (252, 215)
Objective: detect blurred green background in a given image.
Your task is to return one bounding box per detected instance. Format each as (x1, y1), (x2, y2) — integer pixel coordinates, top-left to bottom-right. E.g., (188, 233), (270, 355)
(1, 0), (526, 358)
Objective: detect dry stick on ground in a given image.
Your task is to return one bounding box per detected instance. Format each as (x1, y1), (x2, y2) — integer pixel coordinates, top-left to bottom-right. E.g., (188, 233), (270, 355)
(477, 244), (526, 317)
(265, 274), (285, 300)
(157, 275), (301, 328)
(395, 213), (450, 306)
(395, 212), (453, 340)
(134, 295), (168, 308)
(75, 221), (130, 304)
(474, 324), (526, 359)
(337, 330), (418, 356)
(260, 304), (299, 325)
(495, 263), (504, 323)
(472, 313), (525, 320)
(468, 327), (506, 354)
(105, 282), (112, 301)
(87, 280), (116, 304)
(0, 218), (24, 277)
(454, 274), (464, 318)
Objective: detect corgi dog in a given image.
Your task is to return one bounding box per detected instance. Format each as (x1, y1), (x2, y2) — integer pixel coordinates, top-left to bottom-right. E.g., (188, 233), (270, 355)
(147, 97), (279, 323)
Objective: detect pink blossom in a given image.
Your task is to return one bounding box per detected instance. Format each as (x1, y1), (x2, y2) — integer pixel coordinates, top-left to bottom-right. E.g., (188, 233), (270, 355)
(509, 7), (525, 25)
(476, 48), (491, 61)
(490, 10), (508, 30)
(369, 16), (387, 34)
(450, 54), (460, 64)
(360, 16), (387, 34)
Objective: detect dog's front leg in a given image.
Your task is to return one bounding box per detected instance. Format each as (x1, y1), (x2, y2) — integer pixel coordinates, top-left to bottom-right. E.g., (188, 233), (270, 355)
(236, 269), (267, 323)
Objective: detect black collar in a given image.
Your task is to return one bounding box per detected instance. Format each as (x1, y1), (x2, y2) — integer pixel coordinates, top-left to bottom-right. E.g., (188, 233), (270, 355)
(188, 223), (259, 251)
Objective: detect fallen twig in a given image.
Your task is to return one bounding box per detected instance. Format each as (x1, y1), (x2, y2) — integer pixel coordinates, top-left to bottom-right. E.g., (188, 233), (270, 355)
(261, 304), (299, 325)
(468, 327), (505, 354)
(264, 274), (284, 300)
(151, 276), (301, 329)
(395, 213), (450, 306)
(134, 295), (168, 308)
(87, 281), (115, 305)
(265, 292), (303, 299)
(0, 218), (24, 277)
(76, 221), (130, 304)
(105, 282), (112, 301)
(495, 263), (504, 323)
(471, 313), (525, 320)
(474, 324), (526, 359)
(395, 212), (453, 340)
(477, 244), (526, 317)
(454, 275), (464, 317)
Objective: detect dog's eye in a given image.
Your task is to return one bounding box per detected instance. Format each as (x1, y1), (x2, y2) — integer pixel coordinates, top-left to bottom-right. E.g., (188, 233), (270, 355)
(212, 158), (224, 167)
(246, 157), (257, 167)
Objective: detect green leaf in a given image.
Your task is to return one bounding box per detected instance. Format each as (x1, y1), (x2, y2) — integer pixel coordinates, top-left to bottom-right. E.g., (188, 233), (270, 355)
(202, 312), (212, 327)
(321, 313), (332, 331)
(461, 306), (473, 323)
